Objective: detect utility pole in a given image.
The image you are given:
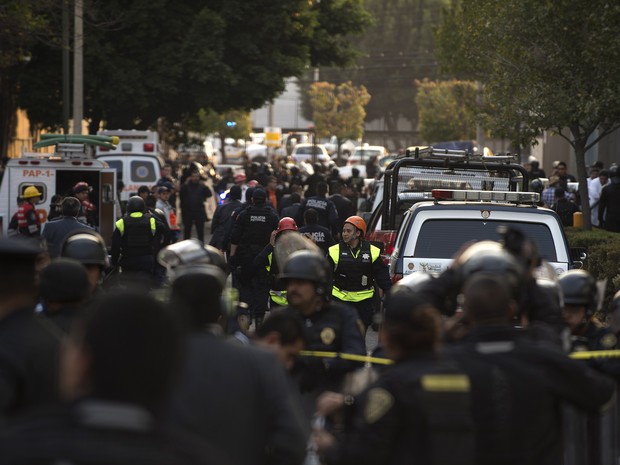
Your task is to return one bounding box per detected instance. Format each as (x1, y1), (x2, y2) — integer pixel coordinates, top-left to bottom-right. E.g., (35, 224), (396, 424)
(62, 0), (70, 134)
(72, 0), (84, 134)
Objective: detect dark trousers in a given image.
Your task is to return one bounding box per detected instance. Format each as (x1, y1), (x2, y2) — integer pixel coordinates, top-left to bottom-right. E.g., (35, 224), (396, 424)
(333, 297), (375, 329)
(236, 269), (270, 325)
(182, 215), (205, 243)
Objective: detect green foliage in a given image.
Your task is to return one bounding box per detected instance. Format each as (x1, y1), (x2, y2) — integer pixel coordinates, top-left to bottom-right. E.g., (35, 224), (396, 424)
(11, 0), (372, 135)
(436, 0), (620, 228)
(307, 81), (370, 141)
(195, 109), (253, 141)
(564, 228), (620, 309)
(415, 79), (477, 143)
(310, 0), (451, 144)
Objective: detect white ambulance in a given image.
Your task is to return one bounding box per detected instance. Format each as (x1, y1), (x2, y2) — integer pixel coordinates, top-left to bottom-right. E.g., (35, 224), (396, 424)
(0, 135), (118, 245)
(95, 129), (163, 203)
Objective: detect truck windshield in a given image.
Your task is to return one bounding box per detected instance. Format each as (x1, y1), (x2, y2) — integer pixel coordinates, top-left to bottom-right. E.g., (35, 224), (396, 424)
(412, 219), (557, 262)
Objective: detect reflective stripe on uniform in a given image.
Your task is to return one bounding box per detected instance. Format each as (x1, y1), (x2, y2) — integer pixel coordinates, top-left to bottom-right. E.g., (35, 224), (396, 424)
(266, 252), (272, 273)
(116, 213), (156, 235)
(269, 289), (288, 306)
(332, 286), (374, 302)
(328, 244), (340, 266)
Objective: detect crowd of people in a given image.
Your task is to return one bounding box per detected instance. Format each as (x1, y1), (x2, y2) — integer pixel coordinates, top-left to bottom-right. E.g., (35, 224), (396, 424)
(2, 154), (620, 464)
(529, 158), (620, 230)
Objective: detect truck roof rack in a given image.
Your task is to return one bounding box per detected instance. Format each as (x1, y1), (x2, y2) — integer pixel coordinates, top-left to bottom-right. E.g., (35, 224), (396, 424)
(30, 134), (118, 159)
(404, 145), (518, 163)
(381, 146), (529, 230)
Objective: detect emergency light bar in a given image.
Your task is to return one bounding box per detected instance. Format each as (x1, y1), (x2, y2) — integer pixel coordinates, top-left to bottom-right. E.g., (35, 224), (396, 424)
(431, 189), (540, 204)
(405, 146), (517, 163)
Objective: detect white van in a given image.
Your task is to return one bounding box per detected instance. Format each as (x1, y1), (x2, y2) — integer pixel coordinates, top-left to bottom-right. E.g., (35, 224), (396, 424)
(0, 140), (117, 244)
(95, 130), (163, 202)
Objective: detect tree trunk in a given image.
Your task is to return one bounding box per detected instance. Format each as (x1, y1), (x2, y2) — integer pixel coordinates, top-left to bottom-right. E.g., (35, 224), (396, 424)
(572, 137), (592, 230)
(219, 133), (227, 164)
(0, 75), (18, 158)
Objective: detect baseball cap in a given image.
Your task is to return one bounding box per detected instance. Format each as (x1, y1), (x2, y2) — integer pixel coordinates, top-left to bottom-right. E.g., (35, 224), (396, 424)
(252, 188), (267, 200)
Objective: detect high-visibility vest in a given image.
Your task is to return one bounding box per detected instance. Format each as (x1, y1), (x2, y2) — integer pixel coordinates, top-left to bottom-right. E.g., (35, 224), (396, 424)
(266, 252), (288, 306)
(328, 241), (380, 302)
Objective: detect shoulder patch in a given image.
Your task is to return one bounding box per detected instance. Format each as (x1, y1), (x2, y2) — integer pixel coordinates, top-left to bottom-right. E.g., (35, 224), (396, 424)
(364, 388), (394, 424)
(601, 333), (617, 349)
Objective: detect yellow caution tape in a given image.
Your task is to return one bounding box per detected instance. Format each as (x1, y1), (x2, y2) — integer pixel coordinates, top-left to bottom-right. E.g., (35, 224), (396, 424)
(299, 349), (620, 365)
(569, 350), (620, 360)
(299, 350), (394, 365)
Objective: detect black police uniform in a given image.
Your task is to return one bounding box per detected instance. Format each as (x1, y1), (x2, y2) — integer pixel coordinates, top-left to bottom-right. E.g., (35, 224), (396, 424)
(168, 330), (307, 465)
(329, 193), (356, 233)
(571, 320), (620, 377)
(0, 399), (232, 465)
(180, 180), (212, 242)
(320, 354), (475, 465)
(296, 194), (339, 236)
(328, 240), (392, 328)
(449, 326), (615, 465)
(111, 212), (160, 276)
(288, 302), (366, 394)
(252, 243), (289, 309)
(209, 198), (241, 251)
(599, 180), (620, 232)
(299, 223), (336, 255)
(230, 204), (279, 322)
(0, 309), (61, 420)
(41, 216), (93, 257)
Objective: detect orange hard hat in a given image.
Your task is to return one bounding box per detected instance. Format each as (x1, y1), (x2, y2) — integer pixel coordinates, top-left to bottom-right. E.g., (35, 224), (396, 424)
(276, 217), (298, 235)
(344, 216), (366, 236)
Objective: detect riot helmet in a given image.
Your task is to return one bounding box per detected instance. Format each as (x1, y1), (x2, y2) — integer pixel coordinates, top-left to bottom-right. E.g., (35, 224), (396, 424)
(279, 250), (332, 299)
(457, 241), (525, 298)
(127, 195), (146, 213)
(60, 230), (110, 268)
(558, 270), (598, 315)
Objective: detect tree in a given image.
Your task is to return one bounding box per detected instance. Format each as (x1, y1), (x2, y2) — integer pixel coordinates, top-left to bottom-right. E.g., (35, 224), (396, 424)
(308, 81), (370, 161)
(12, 0), (372, 141)
(436, 0), (620, 229)
(193, 109), (253, 163)
(415, 79), (477, 143)
(0, 0), (54, 156)
(306, 0), (451, 149)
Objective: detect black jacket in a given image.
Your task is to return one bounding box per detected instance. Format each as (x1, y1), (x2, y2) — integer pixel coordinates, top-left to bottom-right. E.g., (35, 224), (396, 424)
(0, 309), (61, 422)
(209, 199), (241, 250)
(449, 326), (615, 465)
(0, 399), (232, 465)
(323, 353), (475, 465)
(168, 331), (307, 465)
(599, 181), (620, 232)
(41, 216), (93, 258)
(180, 181), (212, 220)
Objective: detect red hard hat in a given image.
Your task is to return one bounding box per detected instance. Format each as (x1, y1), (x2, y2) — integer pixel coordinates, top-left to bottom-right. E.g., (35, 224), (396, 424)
(276, 217), (298, 234)
(234, 173), (246, 183)
(344, 216), (366, 236)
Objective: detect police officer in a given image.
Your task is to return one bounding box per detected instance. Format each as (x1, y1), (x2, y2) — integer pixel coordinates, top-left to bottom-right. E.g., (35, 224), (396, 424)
(313, 288), (475, 465)
(279, 250), (366, 399)
(0, 238), (61, 420)
(41, 196), (93, 257)
(599, 163), (620, 232)
(60, 230), (110, 295)
(163, 242), (307, 465)
(230, 188), (279, 326)
(253, 217), (299, 310)
(38, 258), (91, 332)
(299, 208), (336, 255)
(210, 185), (242, 252)
(17, 185), (42, 238)
(327, 216), (391, 329)
(111, 195), (162, 281)
(0, 291), (232, 465)
(450, 267), (615, 465)
(296, 181), (339, 237)
(559, 270), (620, 374)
